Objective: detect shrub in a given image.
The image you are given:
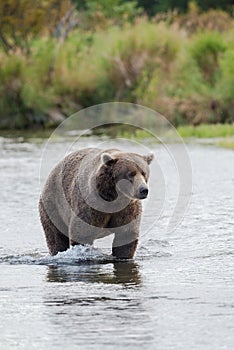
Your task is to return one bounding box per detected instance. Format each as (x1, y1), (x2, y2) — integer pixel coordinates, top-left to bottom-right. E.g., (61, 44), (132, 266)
(190, 31), (226, 85)
(101, 20), (182, 101)
(217, 49), (234, 122)
(177, 5), (234, 34)
(21, 38), (57, 112)
(0, 54), (25, 128)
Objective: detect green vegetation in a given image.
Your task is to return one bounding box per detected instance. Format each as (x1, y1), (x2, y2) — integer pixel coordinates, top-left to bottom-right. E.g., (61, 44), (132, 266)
(72, 0), (233, 16)
(177, 124), (234, 138)
(218, 140), (234, 150)
(0, 0), (233, 130)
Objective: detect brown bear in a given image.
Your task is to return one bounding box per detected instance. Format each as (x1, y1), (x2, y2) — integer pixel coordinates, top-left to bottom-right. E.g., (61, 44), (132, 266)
(39, 148), (153, 259)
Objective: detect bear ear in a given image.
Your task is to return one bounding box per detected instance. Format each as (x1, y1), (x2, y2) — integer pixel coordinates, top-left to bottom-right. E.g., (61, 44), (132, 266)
(101, 153), (118, 166)
(144, 152), (154, 165)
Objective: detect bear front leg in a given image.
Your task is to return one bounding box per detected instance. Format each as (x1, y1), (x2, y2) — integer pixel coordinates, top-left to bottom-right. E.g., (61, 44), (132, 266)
(109, 201), (142, 259)
(112, 235), (138, 259)
(69, 215), (95, 247)
(112, 230), (139, 259)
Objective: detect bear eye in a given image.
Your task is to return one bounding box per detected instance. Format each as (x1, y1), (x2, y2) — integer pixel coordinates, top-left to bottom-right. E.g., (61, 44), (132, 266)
(141, 171), (146, 177)
(128, 171), (136, 178)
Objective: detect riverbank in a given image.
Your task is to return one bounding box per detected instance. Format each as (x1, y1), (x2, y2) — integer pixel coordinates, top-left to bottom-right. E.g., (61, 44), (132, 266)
(177, 124), (234, 138)
(1, 123), (234, 149)
(177, 124), (234, 149)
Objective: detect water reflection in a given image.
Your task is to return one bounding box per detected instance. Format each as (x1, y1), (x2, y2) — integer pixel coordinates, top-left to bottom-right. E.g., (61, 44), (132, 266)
(46, 261), (141, 286)
(43, 261), (153, 348)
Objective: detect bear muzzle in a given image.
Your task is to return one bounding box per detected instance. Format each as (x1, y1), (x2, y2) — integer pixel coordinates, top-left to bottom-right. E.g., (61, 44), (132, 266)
(138, 185), (149, 199)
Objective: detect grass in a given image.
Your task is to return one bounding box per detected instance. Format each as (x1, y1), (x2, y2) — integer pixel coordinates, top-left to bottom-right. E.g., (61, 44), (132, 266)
(177, 123), (234, 150)
(177, 124), (234, 138)
(218, 140), (234, 150)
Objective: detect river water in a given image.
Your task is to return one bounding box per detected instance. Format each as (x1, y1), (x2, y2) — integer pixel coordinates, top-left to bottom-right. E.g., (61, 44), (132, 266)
(0, 136), (233, 350)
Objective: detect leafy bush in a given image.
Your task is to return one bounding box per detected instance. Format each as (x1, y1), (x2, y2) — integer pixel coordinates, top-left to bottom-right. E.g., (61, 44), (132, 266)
(21, 39), (56, 111)
(218, 49), (234, 102)
(0, 54), (25, 128)
(177, 4), (234, 34)
(100, 20), (182, 101)
(216, 48), (234, 122)
(190, 31), (226, 85)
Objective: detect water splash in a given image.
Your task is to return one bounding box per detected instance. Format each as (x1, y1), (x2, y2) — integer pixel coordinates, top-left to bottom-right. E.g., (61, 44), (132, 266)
(0, 245), (113, 266)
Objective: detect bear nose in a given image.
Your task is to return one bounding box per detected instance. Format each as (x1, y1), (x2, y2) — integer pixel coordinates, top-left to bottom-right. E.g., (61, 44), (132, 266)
(139, 186), (148, 199)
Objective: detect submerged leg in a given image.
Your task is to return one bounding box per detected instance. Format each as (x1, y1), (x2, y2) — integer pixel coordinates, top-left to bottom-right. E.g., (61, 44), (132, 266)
(39, 200), (69, 256)
(112, 232), (138, 259)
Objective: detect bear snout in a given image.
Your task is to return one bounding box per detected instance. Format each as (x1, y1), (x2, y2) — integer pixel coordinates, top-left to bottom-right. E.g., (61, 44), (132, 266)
(138, 185), (148, 199)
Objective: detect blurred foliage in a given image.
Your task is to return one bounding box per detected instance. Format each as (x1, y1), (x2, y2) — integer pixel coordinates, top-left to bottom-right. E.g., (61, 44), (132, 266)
(190, 32), (227, 85)
(176, 2), (234, 33)
(0, 0), (77, 54)
(141, 0), (233, 14)
(70, 0), (142, 29)
(81, 0), (141, 20)
(0, 0), (233, 129)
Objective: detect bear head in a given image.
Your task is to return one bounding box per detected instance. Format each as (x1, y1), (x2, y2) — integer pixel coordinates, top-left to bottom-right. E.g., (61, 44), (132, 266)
(96, 151), (154, 202)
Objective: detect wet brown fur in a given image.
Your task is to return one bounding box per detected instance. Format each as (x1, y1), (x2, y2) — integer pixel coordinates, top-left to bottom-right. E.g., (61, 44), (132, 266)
(39, 148), (153, 259)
